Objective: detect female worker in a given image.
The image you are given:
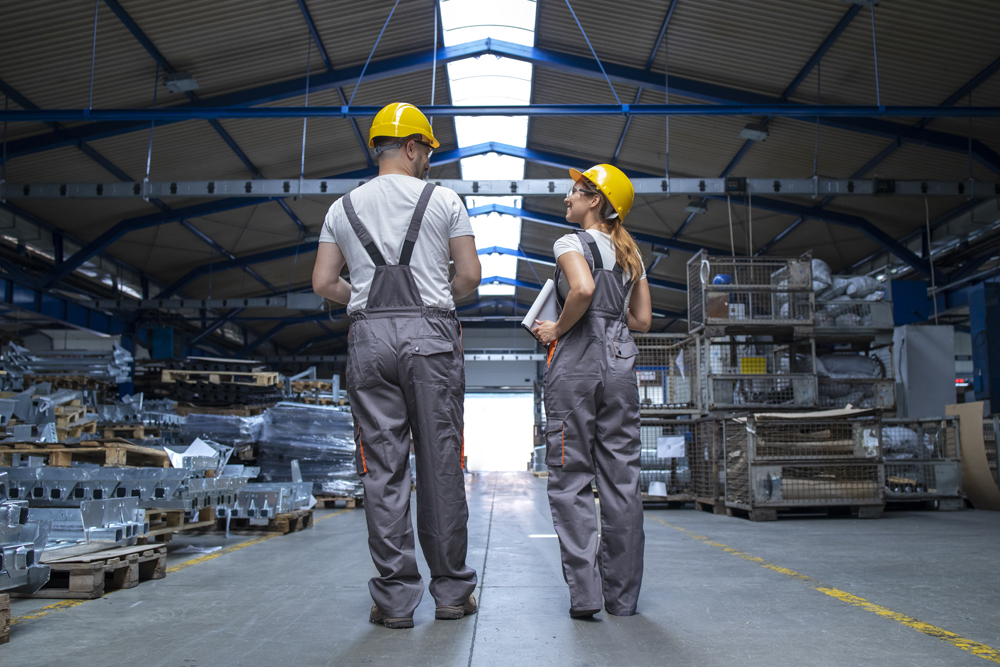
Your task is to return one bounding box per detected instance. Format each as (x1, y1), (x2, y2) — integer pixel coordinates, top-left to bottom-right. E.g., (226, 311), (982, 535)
(532, 164), (651, 619)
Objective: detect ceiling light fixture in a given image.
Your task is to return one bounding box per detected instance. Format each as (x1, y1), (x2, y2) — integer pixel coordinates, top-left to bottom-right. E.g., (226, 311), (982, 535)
(685, 202), (708, 215)
(740, 122), (769, 142)
(164, 72), (200, 93)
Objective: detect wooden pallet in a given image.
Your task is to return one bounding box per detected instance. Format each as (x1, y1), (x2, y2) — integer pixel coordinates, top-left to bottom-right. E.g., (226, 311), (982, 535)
(174, 403), (270, 417)
(139, 507), (217, 543)
(54, 403), (86, 428)
(724, 503), (885, 522)
(0, 438), (170, 467)
(14, 544), (167, 600)
(23, 375), (109, 390)
(0, 593), (8, 645)
(531, 470), (548, 478)
(694, 497), (728, 515)
(161, 369), (279, 386)
(101, 424), (160, 440)
(56, 420), (98, 440)
(291, 380), (333, 392)
(314, 495), (363, 509)
(219, 508), (314, 534)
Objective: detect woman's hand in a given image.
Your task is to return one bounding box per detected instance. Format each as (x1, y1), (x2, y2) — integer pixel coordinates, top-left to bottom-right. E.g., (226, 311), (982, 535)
(532, 320), (560, 345)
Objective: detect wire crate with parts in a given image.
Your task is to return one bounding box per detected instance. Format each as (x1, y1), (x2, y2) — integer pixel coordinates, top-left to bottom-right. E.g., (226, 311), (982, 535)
(639, 418), (694, 499)
(689, 419), (726, 513)
(817, 348), (895, 410)
(701, 335), (817, 411)
(983, 418), (1000, 490)
(687, 251), (814, 336)
(882, 417), (963, 509)
(633, 334), (701, 415)
(723, 414), (885, 520)
(814, 299), (894, 344)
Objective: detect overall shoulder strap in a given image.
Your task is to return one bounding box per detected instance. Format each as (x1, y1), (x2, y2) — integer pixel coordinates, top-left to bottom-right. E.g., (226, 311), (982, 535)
(398, 183), (437, 266)
(342, 192), (386, 267)
(574, 230), (603, 271)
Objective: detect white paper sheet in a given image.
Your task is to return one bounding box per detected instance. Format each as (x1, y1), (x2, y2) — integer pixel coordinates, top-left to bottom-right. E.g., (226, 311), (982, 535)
(647, 481), (668, 497)
(656, 435), (686, 459)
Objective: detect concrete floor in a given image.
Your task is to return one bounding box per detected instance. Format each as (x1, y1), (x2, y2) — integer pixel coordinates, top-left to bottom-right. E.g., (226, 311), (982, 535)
(4, 472), (1000, 666)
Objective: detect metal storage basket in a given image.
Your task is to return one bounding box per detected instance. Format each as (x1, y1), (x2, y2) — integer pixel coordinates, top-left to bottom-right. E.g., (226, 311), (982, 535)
(633, 334), (701, 414)
(729, 416), (882, 461)
(816, 347), (894, 410)
(880, 417), (962, 506)
(983, 417), (1000, 489)
(690, 419), (725, 506)
(702, 335), (818, 410)
(814, 299), (894, 343)
(639, 418), (694, 498)
(687, 251), (814, 335)
(706, 375), (817, 411)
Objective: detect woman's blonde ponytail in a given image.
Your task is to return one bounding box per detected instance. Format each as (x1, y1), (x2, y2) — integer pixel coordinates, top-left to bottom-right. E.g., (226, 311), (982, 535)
(594, 189), (644, 280)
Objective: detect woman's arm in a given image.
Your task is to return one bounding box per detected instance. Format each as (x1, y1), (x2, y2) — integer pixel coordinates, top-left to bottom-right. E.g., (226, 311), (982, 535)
(627, 278), (652, 333)
(532, 252), (594, 345)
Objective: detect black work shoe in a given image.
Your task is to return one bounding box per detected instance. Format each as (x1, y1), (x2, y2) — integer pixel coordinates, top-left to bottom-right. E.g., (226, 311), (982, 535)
(370, 603), (414, 629)
(569, 607), (601, 619)
(436, 594), (478, 620)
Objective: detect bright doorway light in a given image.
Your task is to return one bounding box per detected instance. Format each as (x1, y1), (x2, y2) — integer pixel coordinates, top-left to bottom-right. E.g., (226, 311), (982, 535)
(463, 393), (534, 471)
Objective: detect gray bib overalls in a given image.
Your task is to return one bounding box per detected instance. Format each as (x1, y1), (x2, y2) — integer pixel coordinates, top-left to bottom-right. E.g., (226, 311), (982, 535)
(344, 182), (477, 618)
(544, 229), (645, 616)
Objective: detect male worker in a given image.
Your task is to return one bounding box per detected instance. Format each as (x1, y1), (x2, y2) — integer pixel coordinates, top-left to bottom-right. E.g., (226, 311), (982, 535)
(312, 102), (481, 629)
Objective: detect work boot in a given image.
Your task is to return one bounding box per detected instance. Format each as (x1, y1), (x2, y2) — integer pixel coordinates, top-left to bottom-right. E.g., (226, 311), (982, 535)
(569, 607), (601, 619)
(369, 603), (414, 629)
(435, 594), (478, 620)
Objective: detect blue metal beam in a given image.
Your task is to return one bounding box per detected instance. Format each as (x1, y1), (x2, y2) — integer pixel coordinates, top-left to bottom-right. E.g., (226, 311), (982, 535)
(242, 322), (290, 355)
(179, 221), (278, 292)
(1, 277), (126, 336)
(41, 197), (284, 289)
(190, 307), (246, 345)
(7, 39), (1000, 175)
(157, 240), (319, 299)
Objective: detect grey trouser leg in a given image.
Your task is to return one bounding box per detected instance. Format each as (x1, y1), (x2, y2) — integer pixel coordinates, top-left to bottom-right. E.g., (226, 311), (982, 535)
(349, 316), (476, 617)
(592, 354), (644, 616)
(545, 348), (644, 615)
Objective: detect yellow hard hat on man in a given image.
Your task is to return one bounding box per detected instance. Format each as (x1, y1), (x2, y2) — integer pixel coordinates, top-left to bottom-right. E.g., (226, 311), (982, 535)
(368, 102), (440, 150)
(569, 163), (634, 222)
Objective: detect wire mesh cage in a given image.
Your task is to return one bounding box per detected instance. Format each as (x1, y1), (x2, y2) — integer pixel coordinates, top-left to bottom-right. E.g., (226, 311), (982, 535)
(882, 417), (959, 460)
(982, 418), (1000, 489)
(880, 416), (961, 506)
(817, 347), (894, 409)
(687, 251), (814, 334)
(634, 334), (700, 413)
(730, 416), (883, 461)
(639, 418), (694, 498)
(737, 462), (885, 506)
(690, 419), (725, 503)
(704, 336), (816, 375)
(815, 300), (894, 338)
(707, 376), (817, 410)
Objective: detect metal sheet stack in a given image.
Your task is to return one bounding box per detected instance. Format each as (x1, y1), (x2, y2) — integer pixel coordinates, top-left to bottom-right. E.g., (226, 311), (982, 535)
(3, 344), (132, 384)
(0, 472), (50, 594)
(257, 402), (361, 497)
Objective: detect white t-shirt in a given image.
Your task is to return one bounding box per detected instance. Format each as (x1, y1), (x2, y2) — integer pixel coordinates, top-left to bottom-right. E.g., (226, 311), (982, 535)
(553, 231), (646, 303)
(319, 175), (474, 313)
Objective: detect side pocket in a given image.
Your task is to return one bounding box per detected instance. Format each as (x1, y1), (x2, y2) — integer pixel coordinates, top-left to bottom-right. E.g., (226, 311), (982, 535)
(613, 338), (639, 359)
(355, 422), (368, 475)
(544, 414), (567, 467)
(348, 335), (378, 390)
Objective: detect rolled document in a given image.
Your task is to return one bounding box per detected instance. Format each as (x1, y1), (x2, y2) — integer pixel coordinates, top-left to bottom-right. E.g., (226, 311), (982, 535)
(520, 279), (559, 337)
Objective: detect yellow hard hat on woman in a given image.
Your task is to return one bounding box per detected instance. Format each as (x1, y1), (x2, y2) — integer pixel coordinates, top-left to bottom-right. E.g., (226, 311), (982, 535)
(569, 164), (634, 222)
(368, 102), (440, 149)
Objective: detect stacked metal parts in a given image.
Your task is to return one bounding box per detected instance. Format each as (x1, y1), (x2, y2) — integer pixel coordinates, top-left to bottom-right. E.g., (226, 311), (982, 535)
(0, 472), (50, 594)
(4, 344), (132, 384)
(257, 403), (361, 497)
(161, 358), (283, 407)
(217, 461), (311, 525)
(724, 414), (886, 521)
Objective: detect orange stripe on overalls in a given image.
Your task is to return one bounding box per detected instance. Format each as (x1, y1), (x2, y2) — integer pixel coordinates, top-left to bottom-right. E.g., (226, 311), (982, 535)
(357, 423), (368, 474)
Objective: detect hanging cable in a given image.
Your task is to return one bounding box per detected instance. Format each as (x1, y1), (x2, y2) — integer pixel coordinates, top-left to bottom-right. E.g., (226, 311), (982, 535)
(564, 0), (621, 105)
(299, 40), (312, 194)
(88, 0), (99, 111)
(348, 0), (401, 107)
(2, 95), (7, 186)
(869, 0), (881, 107)
(925, 197), (939, 325)
(430, 0), (438, 129)
(967, 92), (974, 188)
(144, 64), (159, 186)
(663, 15), (669, 181)
(813, 60), (821, 179)
(727, 194), (735, 257)
(518, 244), (543, 287)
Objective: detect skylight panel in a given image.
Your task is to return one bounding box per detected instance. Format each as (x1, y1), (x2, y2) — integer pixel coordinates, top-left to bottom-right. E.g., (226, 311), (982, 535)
(440, 0), (536, 299)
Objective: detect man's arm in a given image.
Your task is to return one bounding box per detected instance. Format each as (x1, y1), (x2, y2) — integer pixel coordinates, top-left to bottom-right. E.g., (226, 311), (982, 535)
(312, 242), (352, 304)
(449, 235), (481, 299)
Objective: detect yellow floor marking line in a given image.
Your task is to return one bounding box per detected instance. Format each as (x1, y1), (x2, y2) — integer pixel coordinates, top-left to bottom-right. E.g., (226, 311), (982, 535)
(645, 514), (1000, 664)
(12, 508), (349, 626)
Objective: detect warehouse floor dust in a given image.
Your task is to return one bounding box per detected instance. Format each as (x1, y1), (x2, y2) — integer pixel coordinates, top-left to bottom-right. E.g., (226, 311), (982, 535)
(5, 472), (1000, 666)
